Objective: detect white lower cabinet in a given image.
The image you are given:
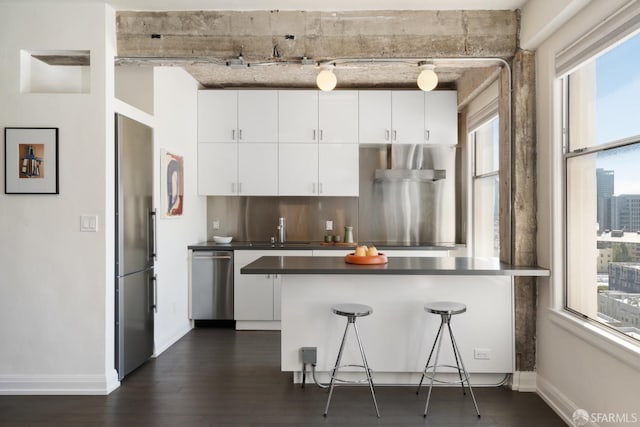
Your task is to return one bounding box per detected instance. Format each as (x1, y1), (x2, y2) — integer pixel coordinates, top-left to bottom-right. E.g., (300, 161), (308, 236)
(234, 250), (310, 329)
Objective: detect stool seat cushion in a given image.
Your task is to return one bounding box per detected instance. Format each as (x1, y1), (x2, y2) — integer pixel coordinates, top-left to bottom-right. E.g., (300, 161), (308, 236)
(332, 303), (373, 317)
(424, 301), (466, 315)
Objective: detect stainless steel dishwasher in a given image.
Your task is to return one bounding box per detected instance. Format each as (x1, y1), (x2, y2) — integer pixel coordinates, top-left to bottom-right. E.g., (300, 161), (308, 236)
(190, 250), (234, 320)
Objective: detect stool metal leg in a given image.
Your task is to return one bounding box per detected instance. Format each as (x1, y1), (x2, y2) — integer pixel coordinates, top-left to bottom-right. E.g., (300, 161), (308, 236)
(423, 316), (446, 417)
(448, 323), (481, 418)
(353, 321), (380, 418)
(447, 319), (466, 396)
(324, 317), (350, 416)
(416, 320), (444, 395)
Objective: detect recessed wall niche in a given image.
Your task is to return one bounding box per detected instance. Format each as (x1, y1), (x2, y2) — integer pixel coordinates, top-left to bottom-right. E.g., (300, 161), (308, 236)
(20, 50), (90, 94)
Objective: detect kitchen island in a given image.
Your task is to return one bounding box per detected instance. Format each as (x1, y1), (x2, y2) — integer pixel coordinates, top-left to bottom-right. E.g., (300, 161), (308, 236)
(241, 256), (548, 385)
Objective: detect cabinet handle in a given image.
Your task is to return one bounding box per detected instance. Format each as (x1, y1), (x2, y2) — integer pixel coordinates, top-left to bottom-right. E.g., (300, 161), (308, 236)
(232, 129), (236, 140)
(312, 182), (316, 194)
(238, 182), (242, 194)
(313, 129), (316, 141)
(319, 182), (323, 194)
(393, 130), (397, 141)
(425, 130), (430, 141)
(320, 129), (324, 141)
(385, 130), (390, 141)
(151, 274), (158, 313)
(239, 129), (243, 140)
(266, 274), (270, 279)
(231, 182), (236, 193)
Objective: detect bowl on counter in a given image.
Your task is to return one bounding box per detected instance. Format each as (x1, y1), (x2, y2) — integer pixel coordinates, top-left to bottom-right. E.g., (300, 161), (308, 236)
(213, 236), (233, 244)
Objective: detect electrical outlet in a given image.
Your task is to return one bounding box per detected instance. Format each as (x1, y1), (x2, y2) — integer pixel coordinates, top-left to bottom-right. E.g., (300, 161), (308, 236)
(212, 219), (220, 230)
(301, 347), (317, 364)
(325, 220), (333, 231)
(474, 348), (491, 360)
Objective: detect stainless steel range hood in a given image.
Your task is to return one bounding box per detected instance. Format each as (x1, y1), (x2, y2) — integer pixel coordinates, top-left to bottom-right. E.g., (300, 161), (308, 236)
(373, 144), (446, 182)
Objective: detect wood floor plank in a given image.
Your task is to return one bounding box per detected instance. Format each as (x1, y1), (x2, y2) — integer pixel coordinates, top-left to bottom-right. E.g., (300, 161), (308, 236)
(0, 328), (567, 426)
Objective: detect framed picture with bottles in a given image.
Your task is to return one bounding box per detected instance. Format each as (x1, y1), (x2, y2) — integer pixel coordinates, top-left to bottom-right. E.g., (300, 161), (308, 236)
(4, 127), (59, 194)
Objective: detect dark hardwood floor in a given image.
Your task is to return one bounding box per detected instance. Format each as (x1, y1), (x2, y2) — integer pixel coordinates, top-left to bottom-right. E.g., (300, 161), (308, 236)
(0, 328), (567, 426)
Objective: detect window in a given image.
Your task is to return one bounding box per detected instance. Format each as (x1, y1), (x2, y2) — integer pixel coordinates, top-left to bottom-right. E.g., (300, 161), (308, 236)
(471, 116), (499, 257)
(565, 31), (640, 342)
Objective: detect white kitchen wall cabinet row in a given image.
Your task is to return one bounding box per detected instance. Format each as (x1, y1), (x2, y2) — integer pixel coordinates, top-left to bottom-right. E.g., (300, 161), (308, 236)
(197, 89), (457, 196)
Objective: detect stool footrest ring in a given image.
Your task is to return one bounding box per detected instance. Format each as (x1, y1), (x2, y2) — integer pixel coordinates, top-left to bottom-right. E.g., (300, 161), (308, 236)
(422, 364), (471, 384)
(330, 364), (374, 384)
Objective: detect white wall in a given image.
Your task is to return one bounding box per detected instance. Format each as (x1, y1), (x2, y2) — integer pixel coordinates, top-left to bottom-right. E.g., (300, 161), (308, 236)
(0, 1), (118, 394)
(534, 0), (640, 424)
(152, 67), (205, 354)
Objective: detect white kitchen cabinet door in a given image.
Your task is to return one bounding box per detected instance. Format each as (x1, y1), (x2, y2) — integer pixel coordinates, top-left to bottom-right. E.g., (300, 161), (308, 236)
(318, 144), (359, 196)
(359, 91), (392, 144)
(198, 90), (238, 142)
(319, 91), (359, 143)
(234, 250), (309, 323)
(234, 250), (274, 321)
(391, 91), (425, 144)
(424, 90), (458, 145)
(238, 143), (278, 195)
(238, 90), (278, 143)
(278, 143), (319, 195)
(278, 90), (318, 143)
(197, 142), (238, 195)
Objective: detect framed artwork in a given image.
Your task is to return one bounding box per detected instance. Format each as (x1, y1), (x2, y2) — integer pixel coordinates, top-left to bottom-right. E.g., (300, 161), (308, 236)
(161, 149), (184, 218)
(4, 127), (59, 194)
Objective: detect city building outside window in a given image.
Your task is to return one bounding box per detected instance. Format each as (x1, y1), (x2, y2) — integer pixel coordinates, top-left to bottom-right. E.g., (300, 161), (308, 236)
(471, 116), (499, 258)
(564, 31), (640, 342)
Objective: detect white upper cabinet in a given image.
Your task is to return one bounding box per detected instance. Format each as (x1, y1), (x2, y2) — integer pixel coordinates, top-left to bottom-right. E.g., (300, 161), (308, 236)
(238, 143), (278, 195)
(278, 143), (319, 196)
(197, 142), (238, 195)
(424, 90), (458, 145)
(318, 144), (359, 196)
(318, 91), (359, 143)
(359, 91), (392, 144)
(391, 91), (425, 144)
(278, 90), (319, 143)
(238, 90), (278, 143)
(198, 90), (238, 142)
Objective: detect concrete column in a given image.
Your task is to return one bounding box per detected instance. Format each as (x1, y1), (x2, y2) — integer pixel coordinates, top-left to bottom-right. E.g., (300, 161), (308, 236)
(510, 49), (538, 372)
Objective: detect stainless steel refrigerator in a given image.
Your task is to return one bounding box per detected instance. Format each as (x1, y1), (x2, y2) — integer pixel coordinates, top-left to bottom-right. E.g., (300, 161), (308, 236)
(115, 113), (156, 381)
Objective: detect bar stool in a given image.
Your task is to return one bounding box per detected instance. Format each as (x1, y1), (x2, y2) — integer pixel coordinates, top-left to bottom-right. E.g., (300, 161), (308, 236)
(324, 303), (380, 418)
(416, 301), (480, 418)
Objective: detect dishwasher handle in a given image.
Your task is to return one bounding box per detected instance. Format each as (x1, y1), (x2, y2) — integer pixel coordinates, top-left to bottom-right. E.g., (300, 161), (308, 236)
(192, 255), (233, 260)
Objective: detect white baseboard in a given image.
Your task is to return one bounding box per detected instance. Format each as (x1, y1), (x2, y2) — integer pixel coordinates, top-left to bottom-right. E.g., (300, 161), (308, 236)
(510, 371), (537, 392)
(0, 372), (120, 395)
(235, 320), (281, 331)
(154, 322), (193, 357)
(537, 375), (598, 427)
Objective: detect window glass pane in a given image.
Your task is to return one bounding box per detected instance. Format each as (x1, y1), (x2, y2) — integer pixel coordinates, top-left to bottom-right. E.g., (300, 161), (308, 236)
(568, 32), (640, 151)
(473, 175), (499, 258)
(474, 117), (499, 175)
(566, 144), (640, 341)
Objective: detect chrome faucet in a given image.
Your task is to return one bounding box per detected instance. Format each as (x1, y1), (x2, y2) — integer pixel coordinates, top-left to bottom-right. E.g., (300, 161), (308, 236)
(277, 217), (285, 244)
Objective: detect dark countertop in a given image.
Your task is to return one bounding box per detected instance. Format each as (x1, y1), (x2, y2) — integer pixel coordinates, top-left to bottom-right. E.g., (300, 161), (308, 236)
(188, 241), (456, 251)
(240, 255), (549, 276)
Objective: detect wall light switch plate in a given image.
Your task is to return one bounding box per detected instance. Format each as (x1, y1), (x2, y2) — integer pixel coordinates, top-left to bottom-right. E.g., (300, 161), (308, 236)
(213, 220), (220, 230)
(325, 220), (333, 231)
(80, 215), (98, 232)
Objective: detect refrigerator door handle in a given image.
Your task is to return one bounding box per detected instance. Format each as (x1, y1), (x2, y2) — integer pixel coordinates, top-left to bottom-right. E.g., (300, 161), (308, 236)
(151, 273), (158, 313)
(150, 209), (158, 261)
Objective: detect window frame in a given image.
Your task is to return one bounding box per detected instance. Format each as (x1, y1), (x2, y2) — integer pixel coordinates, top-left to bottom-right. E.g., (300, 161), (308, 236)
(561, 36), (640, 347)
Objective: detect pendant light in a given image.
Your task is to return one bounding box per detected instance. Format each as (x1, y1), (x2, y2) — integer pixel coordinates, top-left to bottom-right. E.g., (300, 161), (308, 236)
(316, 64), (337, 91)
(417, 62), (438, 91)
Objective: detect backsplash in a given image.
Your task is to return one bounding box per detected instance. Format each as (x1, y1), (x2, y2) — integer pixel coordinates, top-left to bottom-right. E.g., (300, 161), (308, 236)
(206, 196), (359, 242)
